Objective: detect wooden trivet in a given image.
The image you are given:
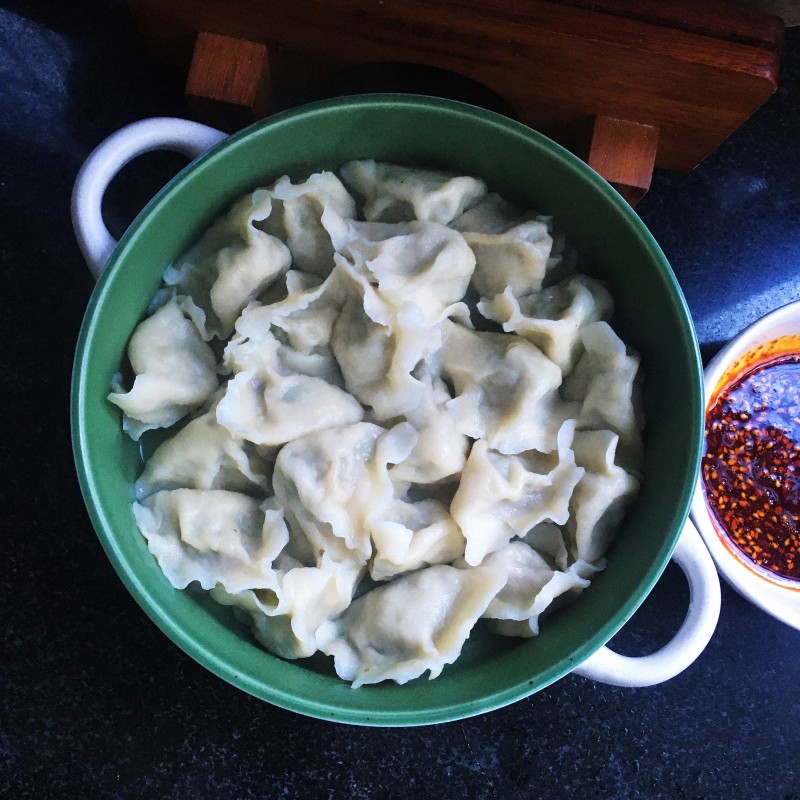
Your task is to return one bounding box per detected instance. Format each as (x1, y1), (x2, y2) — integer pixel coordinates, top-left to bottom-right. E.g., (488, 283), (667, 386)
(128, 0), (783, 204)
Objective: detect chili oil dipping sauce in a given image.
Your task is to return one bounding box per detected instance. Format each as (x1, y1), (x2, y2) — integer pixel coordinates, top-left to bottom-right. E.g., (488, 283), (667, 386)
(702, 334), (800, 587)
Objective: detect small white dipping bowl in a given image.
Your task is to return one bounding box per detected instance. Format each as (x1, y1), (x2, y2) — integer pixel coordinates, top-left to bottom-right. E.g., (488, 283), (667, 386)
(692, 300), (800, 630)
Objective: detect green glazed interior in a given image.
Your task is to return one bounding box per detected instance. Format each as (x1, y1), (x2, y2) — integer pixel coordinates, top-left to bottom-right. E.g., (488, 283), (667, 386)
(72, 95), (703, 726)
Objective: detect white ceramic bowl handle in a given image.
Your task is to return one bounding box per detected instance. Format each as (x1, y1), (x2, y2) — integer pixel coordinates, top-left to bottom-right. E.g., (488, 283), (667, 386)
(573, 518), (720, 687)
(71, 117), (228, 279)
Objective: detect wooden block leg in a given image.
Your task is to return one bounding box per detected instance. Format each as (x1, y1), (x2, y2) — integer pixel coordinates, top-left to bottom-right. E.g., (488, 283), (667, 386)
(186, 32), (271, 132)
(588, 116), (659, 206)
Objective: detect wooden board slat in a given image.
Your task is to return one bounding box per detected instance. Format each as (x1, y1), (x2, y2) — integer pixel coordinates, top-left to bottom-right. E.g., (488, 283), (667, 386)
(128, 0), (782, 181)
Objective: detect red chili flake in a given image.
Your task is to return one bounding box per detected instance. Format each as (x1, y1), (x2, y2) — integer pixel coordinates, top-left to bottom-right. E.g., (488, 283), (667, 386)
(702, 352), (800, 580)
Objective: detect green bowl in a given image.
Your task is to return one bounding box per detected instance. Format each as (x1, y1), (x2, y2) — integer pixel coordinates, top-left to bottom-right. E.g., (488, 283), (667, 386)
(72, 95), (703, 726)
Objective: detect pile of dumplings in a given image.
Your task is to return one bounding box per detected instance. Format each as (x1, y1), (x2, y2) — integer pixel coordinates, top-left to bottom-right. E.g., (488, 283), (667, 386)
(108, 160), (644, 687)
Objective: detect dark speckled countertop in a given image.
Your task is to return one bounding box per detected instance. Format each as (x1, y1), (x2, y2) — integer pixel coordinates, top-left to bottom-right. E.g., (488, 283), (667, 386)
(3, 2), (799, 798)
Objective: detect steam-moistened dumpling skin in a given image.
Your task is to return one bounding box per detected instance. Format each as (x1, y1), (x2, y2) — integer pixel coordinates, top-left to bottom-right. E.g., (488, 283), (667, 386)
(478, 275), (614, 375)
(465, 219), (555, 300)
(482, 549), (602, 637)
(216, 368), (365, 448)
(369, 497), (466, 581)
(249, 268), (325, 318)
(522, 522), (569, 571)
(261, 172), (357, 278)
(388, 377), (468, 484)
(134, 406), (269, 500)
(451, 422), (585, 566)
(439, 319), (575, 455)
(210, 555), (363, 659)
(458, 540), (589, 635)
(452, 193), (574, 294)
(340, 159), (487, 225)
(316, 564), (506, 686)
(330, 262), (440, 420)
(108, 299), (218, 441)
(223, 269), (342, 380)
(272, 422), (418, 564)
(450, 193), (560, 299)
(472, 542), (553, 624)
(159, 191), (292, 339)
(209, 231), (291, 337)
(323, 212), (477, 326)
(132, 490), (289, 593)
(217, 271), (366, 445)
(563, 321), (644, 466)
(450, 192), (527, 235)
(567, 429), (640, 563)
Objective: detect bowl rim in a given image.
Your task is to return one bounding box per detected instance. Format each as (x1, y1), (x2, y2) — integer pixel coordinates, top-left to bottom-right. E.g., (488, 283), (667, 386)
(691, 299), (800, 630)
(71, 93), (704, 725)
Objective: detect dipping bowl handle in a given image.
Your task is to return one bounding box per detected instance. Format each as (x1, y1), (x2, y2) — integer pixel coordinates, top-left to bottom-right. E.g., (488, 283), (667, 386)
(71, 117), (228, 279)
(573, 518), (721, 687)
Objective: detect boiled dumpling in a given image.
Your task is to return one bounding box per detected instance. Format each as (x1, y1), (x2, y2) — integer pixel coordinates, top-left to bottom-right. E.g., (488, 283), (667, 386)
(272, 422), (417, 564)
(450, 193), (562, 300)
(369, 497), (465, 581)
(134, 404), (270, 499)
(158, 190), (292, 339)
(451, 421), (585, 566)
(132, 489), (289, 593)
(216, 271), (365, 445)
(340, 159), (487, 224)
(388, 376), (468, 485)
(563, 321), (644, 467)
(567, 429), (640, 563)
(465, 219), (554, 300)
(108, 298), (218, 440)
(222, 269), (341, 380)
(215, 368), (365, 448)
(330, 261), (441, 420)
(323, 211), (477, 326)
(439, 319), (575, 455)
(261, 171), (357, 277)
(210, 554), (363, 659)
(316, 563), (506, 686)
(479, 544), (602, 637)
(476, 541), (555, 622)
(478, 275), (614, 375)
